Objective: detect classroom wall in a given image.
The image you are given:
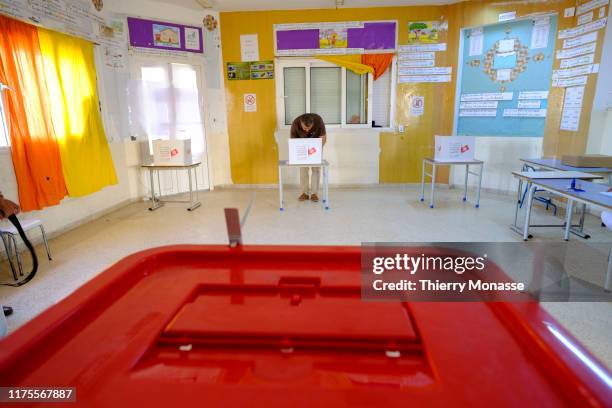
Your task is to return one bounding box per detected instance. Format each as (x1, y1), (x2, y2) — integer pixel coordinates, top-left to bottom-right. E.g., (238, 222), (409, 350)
(0, 0), (232, 241)
(106, 0), (232, 187)
(220, 6), (449, 186)
(221, 1), (609, 190)
(587, 20), (612, 156)
(449, 0), (609, 190)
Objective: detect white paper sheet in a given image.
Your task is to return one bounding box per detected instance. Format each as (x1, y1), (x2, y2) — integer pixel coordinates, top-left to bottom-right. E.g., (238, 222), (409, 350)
(531, 18), (550, 49)
(399, 43), (447, 52)
(459, 109), (497, 117)
(496, 69), (512, 81)
(563, 86), (585, 108)
(498, 39), (516, 52)
(517, 100), (541, 109)
(563, 31), (598, 48)
(576, 0), (609, 15)
(564, 7), (576, 17)
(399, 67), (452, 76)
(553, 64), (595, 79)
(398, 52), (435, 60)
(461, 92), (513, 101)
(559, 53), (595, 68)
(240, 34), (259, 62)
(410, 96), (424, 116)
(556, 42), (597, 59)
(578, 11), (594, 25)
(469, 27), (484, 56)
(560, 108), (581, 131)
(518, 91), (549, 100)
(558, 17), (607, 39)
(398, 59), (435, 68)
(552, 76), (588, 87)
(185, 27), (200, 51)
(503, 108), (547, 117)
(398, 75), (451, 83)
(459, 101), (499, 109)
(498, 11), (516, 22)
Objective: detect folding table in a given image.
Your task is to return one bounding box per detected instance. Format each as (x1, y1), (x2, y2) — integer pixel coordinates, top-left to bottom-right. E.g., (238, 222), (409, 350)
(278, 160), (329, 210)
(419, 158), (484, 208)
(141, 162), (202, 211)
(511, 171), (603, 240)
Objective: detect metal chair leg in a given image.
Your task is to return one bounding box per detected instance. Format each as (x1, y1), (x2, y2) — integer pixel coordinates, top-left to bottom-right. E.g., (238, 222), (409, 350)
(1, 234), (18, 281)
(12, 235), (24, 277)
(39, 225), (52, 260)
(605, 248), (611, 292)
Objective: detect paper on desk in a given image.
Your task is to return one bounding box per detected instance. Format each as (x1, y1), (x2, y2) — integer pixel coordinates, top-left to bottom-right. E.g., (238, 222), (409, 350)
(600, 191), (612, 198)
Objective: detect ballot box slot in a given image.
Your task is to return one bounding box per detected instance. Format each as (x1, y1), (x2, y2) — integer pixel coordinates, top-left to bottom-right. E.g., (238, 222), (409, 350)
(160, 278), (421, 355)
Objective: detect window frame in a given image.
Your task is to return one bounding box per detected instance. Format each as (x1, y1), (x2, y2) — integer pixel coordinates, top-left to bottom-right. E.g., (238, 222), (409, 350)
(275, 57), (397, 131)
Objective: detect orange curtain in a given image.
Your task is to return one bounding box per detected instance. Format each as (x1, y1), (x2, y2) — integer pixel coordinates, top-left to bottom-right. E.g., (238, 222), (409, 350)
(361, 53), (394, 80)
(0, 15), (67, 211)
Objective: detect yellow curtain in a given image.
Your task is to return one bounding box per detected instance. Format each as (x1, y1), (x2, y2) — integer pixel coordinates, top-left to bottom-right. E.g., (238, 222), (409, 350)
(37, 28), (117, 197)
(317, 55), (374, 75)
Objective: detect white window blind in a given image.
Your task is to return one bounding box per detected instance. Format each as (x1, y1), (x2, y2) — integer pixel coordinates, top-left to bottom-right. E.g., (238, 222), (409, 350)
(346, 70), (367, 124)
(310, 67), (341, 124)
(372, 68), (392, 127)
(283, 67), (306, 125)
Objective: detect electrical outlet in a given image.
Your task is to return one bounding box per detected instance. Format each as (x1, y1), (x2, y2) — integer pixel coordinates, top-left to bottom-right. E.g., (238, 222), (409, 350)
(398, 125), (405, 133)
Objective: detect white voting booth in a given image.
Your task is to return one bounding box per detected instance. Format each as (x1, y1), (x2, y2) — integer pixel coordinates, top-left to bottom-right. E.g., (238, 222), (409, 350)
(434, 135), (475, 162)
(421, 135), (483, 209)
(288, 139), (323, 165)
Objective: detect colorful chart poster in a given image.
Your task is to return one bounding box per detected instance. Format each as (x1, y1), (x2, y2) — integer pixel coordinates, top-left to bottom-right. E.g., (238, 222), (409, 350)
(408, 21), (440, 44)
(227, 62), (251, 80)
(227, 61), (275, 80)
(153, 24), (181, 48)
(250, 61), (274, 79)
(319, 27), (348, 49)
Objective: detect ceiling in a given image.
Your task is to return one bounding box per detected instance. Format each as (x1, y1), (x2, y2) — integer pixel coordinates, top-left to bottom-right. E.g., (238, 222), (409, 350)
(151, 0), (459, 12)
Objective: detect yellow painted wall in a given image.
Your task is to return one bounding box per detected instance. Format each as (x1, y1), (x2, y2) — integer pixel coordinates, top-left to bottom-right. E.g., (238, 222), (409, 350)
(220, 1), (609, 184)
(220, 6), (445, 184)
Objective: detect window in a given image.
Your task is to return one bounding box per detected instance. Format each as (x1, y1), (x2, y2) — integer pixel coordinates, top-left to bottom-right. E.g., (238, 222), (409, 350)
(277, 58), (395, 129)
(129, 61), (207, 158)
(0, 83), (9, 147)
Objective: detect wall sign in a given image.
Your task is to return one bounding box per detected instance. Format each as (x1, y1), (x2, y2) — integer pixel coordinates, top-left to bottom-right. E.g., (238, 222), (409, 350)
(227, 60), (274, 80)
(273, 20), (397, 56)
(127, 17), (203, 54)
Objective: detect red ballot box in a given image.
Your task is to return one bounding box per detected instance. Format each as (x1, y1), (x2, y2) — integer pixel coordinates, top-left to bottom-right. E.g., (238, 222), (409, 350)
(0, 245), (610, 407)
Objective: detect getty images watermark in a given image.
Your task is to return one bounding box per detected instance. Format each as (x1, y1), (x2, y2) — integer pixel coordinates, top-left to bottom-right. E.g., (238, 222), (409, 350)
(361, 242), (612, 302)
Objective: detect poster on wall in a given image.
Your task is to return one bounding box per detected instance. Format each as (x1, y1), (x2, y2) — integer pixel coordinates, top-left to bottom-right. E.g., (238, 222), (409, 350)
(185, 27), (201, 51)
(456, 15), (558, 137)
(0, 0), (105, 42)
(274, 20), (397, 56)
(408, 21), (440, 44)
(319, 27), (348, 49)
(127, 17), (203, 54)
(227, 61), (274, 80)
(153, 24), (181, 48)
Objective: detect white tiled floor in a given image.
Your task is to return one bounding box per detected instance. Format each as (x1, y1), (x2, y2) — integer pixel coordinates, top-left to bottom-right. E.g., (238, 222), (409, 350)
(1, 186), (611, 367)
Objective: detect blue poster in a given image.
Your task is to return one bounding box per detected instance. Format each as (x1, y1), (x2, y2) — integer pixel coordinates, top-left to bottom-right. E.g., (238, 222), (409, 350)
(456, 16), (558, 137)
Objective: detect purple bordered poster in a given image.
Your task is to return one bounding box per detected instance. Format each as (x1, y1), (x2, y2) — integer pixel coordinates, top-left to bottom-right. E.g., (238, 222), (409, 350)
(127, 17), (204, 54)
(274, 20), (397, 56)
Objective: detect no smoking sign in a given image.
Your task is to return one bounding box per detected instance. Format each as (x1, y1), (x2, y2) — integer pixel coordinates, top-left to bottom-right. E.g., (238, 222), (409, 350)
(244, 93), (257, 112)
